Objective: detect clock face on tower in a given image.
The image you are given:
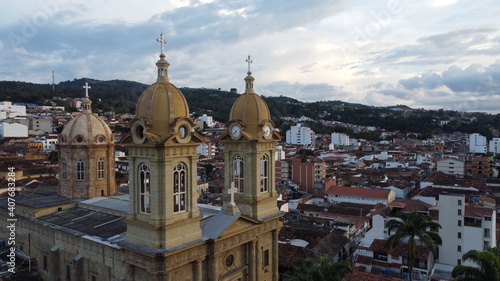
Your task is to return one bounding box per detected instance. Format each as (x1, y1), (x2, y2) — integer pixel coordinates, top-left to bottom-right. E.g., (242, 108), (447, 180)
(229, 124), (242, 140)
(263, 124), (272, 139)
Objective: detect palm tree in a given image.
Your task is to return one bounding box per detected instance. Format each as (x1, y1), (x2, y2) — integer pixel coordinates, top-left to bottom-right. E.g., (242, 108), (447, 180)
(385, 211), (442, 281)
(286, 256), (352, 281)
(452, 247), (500, 281)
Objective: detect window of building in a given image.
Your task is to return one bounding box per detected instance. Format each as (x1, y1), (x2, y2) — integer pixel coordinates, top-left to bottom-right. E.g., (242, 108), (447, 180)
(233, 155), (244, 193)
(457, 259), (461, 265)
(97, 158), (105, 179)
(66, 264), (71, 280)
(484, 228), (491, 238)
(43, 255), (47, 271)
(173, 163), (186, 213)
(139, 164), (151, 214)
(458, 209), (462, 216)
(484, 241), (490, 250)
(260, 154), (269, 192)
(76, 159), (85, 181)
(457, 245), (461, 252)
(485, 216), (492, 221)
(458, 220), (462, 226)
(61, 159), (67, 180)
(458, 232), (462, 239)
(263, 249), (270, 267)
(458, 199), (462, 206)
(91, 276), (97, 281)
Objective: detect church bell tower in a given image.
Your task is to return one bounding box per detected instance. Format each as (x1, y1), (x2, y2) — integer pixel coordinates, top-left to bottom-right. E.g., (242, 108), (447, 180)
(121, 33), (205, 250)
(220, 56), (282, 221)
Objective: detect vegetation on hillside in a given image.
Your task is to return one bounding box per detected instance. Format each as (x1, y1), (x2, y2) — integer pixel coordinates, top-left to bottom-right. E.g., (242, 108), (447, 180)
(1, 79), (500, 139)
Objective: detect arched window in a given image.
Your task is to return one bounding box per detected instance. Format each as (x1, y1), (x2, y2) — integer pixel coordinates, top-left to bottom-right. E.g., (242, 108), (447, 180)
(76, 159), (85, 181)
(140, 164), (151, 214)
(97, 158), (105, 179)
(173, 163), (186, 213)
(233, 155), (244, 193)
(61, 159), (67, 180)
(260, 154), (269, 192)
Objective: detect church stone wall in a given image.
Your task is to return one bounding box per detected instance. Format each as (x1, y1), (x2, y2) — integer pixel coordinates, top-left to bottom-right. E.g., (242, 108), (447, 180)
(0, 212), (126, 281)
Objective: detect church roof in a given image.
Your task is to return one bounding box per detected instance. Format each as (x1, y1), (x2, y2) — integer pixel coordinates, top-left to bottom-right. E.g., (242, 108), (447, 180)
(38, 207), (126, 239)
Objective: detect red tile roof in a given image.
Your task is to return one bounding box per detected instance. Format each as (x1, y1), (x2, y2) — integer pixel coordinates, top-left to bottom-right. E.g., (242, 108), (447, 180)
(326, 186), (392, 199)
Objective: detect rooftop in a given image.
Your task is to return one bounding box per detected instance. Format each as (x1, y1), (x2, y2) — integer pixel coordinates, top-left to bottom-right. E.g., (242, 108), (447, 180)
(38, 207), (126, 239)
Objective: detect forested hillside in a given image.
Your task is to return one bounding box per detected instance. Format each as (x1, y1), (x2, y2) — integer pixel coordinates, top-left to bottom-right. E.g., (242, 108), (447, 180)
(1, 78), (499, 139)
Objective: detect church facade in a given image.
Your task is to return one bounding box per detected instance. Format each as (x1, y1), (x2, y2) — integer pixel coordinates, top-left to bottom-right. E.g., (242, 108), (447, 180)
(0, 34), (282, 281)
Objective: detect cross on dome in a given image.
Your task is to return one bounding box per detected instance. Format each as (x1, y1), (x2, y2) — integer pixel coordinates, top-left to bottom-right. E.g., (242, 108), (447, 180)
(156, 32), (167, 55)
(246, 55), (253, 72)
(83, 82), (91, 97)
(228, 182), (238, 206)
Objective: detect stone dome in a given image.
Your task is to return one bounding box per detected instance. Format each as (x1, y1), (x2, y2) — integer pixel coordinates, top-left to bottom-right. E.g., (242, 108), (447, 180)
(60, 90), (114, 145)
(229, 71), (272, 138)
(134, 53), (190, 138)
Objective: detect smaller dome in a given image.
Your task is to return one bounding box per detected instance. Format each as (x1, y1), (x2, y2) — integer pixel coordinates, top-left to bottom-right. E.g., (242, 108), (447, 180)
(229, 71), (271, 138)
(61, 113), (114, 145)
(60, 85), (113, 145)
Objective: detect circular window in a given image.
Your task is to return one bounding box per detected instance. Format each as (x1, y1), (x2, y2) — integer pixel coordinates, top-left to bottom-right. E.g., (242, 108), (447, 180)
(98, 136), (105, 143)
(76, 137), (84, 143)
(225, 254), (234, 267)
(135, 125), (144, 139)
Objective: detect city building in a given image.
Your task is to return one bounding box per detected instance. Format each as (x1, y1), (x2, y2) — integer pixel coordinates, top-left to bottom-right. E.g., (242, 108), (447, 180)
(325, 186), (396, 205)
(436, 158), (465, 176)
(0, 101), (26, 120)
(290, 156), (326, 193)
(434, 193), (496, 268)
(0, 122), (28, 138)
(331, 132), (350, 146)
(469, 133), (487, 154)
(285, 123), (315, 149)
(489, 137), (500, 155)
(198, 113), (215, 127)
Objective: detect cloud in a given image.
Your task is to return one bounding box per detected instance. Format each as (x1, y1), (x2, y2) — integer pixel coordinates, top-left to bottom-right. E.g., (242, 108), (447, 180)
(261, 81), (348, 102)
(398, 61), (500, 95)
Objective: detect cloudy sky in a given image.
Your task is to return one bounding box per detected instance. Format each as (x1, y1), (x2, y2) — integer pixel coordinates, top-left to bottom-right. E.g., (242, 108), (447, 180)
(1, 0), (500, 112)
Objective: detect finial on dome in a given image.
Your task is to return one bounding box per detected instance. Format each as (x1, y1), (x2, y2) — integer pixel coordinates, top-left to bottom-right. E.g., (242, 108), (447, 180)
(157, 32), (167, 55)
(246, 55), (253, 73)
(156, 32), (170, 82)
(245, 55), (255, 94)
(82, 82), (92, 113)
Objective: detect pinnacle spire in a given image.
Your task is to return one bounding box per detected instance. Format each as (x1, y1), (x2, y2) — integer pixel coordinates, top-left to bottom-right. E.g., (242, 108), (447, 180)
(82, 82), (92, 113)
(156, 32), (170, 82)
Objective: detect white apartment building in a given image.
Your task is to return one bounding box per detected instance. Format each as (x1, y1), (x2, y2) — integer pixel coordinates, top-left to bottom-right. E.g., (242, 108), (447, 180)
(41, 134), (59, 151)
(436, 158), (465, 175)
(0, 122), (28, 138)
(436, 193), (496, 268)
(196, 143), (216, 159)
(489, 138), (500, 155)
(0, 101), (26, 120)
(331, 132), (350, 146)
(198, 114), (215, 127)
(469, 133), (487, 154)
(285, 124), (315, 149)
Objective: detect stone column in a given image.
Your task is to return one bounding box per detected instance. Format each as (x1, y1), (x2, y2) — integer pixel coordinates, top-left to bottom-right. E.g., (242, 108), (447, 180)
(272, 230), (279, 281)
(126, 265), (134, 281)
(209, 254), (219, 281)
(248, 240), (256, 281)
(193, 259), (203, 281)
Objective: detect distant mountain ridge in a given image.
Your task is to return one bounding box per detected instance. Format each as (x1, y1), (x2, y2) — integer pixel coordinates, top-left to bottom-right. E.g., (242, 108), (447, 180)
(1, 78), (499, 139)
